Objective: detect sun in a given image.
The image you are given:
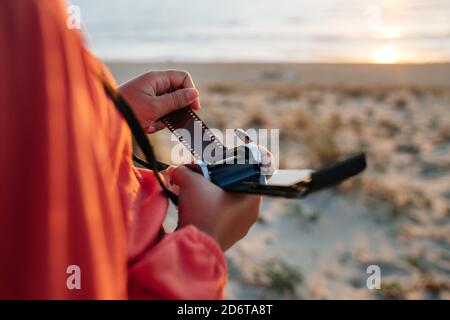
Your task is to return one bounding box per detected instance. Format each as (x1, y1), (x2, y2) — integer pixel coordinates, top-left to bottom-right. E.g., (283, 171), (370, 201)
(371, 45), (400, 64)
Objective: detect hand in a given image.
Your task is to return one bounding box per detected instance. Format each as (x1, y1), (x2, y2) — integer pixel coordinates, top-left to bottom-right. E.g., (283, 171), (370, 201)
(167, 166), (261, 252)
(119, 70), (200, 133)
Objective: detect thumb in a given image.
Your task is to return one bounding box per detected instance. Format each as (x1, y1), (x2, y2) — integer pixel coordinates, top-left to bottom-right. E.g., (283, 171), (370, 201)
(154, 88), (199, 116)
(169, 165), (204, 188)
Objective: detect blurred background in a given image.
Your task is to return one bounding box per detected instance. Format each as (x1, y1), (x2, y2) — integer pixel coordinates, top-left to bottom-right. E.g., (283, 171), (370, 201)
(71, 0), (450, 299)
(72, 0), (450, 63)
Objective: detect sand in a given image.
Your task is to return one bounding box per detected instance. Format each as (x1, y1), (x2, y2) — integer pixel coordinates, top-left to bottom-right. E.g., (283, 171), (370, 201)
(108, 62), (450, 299)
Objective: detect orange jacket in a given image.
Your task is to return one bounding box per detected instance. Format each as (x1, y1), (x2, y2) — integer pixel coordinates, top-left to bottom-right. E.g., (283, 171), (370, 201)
(0, 0), (226, 299)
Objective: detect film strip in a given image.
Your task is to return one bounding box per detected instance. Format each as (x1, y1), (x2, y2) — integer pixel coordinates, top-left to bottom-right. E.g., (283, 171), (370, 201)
(161, 107), (228, 164)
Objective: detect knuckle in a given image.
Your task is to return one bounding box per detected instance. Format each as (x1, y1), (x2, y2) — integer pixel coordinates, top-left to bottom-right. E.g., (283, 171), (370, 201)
(166, 69), (180, 79)
(174, 69), (190, 77)
(182, 70), (191, 79)
(178, 70), (193, 86)
(143, 70), (156, 78)
(184, 72), (194, 85)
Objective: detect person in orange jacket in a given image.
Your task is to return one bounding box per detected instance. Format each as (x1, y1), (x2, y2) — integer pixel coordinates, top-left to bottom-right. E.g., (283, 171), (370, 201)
(0, 0), (260, 299)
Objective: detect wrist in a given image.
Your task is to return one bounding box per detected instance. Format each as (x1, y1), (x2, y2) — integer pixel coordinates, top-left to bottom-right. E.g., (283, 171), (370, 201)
(179, 222), (226, 251)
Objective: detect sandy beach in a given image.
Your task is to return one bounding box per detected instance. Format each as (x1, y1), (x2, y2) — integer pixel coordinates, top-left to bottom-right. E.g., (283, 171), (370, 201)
(109, 62), (450, 299)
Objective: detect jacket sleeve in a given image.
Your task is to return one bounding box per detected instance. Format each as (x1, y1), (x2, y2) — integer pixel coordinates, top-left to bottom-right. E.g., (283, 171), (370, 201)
(126, 168), (227, 299)
(128, 225), (227, 299)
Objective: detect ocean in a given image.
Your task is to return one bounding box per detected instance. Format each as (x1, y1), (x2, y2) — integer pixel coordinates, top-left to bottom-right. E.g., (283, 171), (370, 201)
(70, 0), (450, 63)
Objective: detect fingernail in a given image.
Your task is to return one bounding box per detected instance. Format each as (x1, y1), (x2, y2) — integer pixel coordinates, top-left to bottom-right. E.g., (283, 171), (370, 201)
(146, 125), (156, 133)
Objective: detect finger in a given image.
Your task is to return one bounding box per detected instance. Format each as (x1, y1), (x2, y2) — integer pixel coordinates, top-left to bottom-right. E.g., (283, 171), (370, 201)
(151, 70), (195, 93)
(170, 165), (203, 188)
(189, 97), (201, 111)
(258, 145), (276, 176)
(160, 165), (181, 195)
(162, 165), (177, 178)
(258, 145), (273, 166)
(144, 120), (166, 133)
(167, 70), (196, 90)
(166, 70), (201, 110)
(152, 88), (199, 118)
(148, 70), (200, 110)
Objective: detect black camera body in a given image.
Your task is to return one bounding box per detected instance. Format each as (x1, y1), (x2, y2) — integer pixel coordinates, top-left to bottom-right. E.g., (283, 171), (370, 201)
(185, 144), (265, 189)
